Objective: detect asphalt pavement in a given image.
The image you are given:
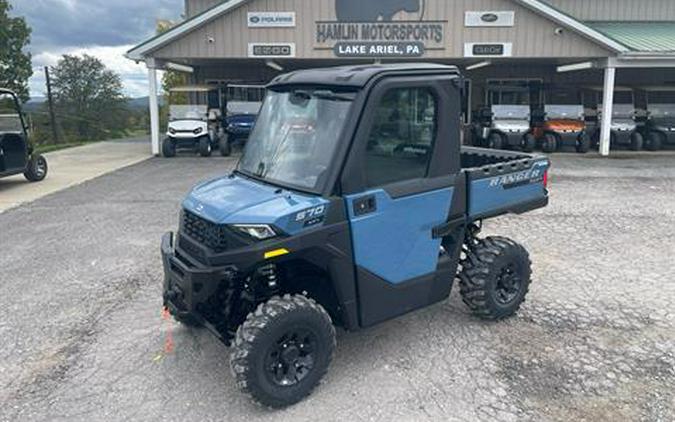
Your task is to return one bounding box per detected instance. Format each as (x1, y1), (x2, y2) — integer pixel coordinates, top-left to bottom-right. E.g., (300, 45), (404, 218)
(1, 152), (674, 422)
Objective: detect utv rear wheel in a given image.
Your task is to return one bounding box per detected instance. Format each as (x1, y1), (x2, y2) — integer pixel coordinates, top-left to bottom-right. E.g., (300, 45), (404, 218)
(522, 134), (536, 152)
(219, 134), (232, 157)
(230, 294), (335, 408)
(576, 133), (591, 154)
(162, 138), (176, 158)
(630, 132), (643, 151)
(487, 133), (504, 150)
(459, 237), (532, 320)
(541, 134), (557, 153)
(24, 154), (48, 182)
(198, 136), (212, 157)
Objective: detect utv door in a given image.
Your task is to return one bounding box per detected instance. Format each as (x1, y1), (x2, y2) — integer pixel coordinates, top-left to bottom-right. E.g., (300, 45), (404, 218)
(341, 76), (466, 327)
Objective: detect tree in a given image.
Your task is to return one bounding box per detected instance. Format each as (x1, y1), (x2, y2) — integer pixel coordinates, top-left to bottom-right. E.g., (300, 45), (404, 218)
(50, 54), (127, 141)
(0, 0), (33, 102)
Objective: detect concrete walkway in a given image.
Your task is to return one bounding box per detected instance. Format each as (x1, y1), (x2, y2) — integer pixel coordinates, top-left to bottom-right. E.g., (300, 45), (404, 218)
(0, 137), (152, 213)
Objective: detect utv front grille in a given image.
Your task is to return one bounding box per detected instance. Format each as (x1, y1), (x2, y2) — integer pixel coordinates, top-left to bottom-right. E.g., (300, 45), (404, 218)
(181, 210), (229, 252)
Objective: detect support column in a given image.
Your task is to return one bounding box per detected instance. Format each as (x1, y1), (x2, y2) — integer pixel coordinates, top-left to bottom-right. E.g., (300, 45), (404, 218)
(599, 66), (616, 157)
(147, 60), (161, 156)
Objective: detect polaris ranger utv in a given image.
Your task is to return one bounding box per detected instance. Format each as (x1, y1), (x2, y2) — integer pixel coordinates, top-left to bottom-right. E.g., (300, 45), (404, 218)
(161, 64), (550, 408)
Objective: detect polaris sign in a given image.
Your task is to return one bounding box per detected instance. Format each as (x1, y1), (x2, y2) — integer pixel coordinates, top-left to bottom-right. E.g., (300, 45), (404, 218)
(248, 12), (296, 28)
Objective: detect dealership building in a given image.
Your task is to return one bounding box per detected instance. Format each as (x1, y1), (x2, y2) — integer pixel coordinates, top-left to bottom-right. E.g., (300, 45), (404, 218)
(126, 0), (675, 156)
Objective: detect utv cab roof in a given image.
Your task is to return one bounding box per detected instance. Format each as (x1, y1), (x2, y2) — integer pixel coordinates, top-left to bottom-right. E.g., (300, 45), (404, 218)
(268, 63), (460, 89)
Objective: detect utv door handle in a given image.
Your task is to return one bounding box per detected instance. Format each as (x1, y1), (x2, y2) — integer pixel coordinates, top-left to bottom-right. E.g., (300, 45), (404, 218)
(353, 195), (377, 216)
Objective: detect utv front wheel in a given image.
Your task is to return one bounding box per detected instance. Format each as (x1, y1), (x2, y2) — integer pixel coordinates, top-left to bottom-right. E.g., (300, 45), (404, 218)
(162, 138), (176, 158)
(576, 133), (591, 154)
(24, 154), (48, 182)
(198, 136), (212, 157)
(522, 134), (536, 152)
(541, 134), (557, 153)
(459, 237), (532, 320)
(487, 133), (504, 150)
(219, 134), (231, 157)
(630, 132), (644, 151)
(230, 295), (335, 408)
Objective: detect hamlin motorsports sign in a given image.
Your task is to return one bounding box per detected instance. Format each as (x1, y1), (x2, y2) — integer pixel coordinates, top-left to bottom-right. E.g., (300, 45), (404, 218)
(316, 0), (446, 58)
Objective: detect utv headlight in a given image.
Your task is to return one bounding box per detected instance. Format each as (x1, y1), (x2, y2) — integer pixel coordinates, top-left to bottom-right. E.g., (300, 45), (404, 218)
(233, 224), (277, 240)
(193, 127), (203, 135)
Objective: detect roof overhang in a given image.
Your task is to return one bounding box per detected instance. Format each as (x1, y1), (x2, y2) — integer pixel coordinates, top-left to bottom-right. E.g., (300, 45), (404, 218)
(126, 0), (253, 62)
(512, 0), (630, 53)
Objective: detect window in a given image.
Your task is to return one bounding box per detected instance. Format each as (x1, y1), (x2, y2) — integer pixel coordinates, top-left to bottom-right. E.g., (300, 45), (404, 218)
(364, 87), (437, 188)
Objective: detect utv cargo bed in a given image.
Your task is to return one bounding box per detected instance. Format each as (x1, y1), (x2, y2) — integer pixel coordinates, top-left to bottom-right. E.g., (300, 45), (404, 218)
(461, 147), (549, 220)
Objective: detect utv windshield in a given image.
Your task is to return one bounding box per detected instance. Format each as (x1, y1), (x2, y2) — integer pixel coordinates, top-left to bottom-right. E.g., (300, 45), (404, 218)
(238, 87), (356, 192)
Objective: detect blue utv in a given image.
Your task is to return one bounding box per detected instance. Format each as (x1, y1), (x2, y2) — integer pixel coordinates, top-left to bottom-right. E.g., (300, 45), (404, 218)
(161, 64), (550, 407)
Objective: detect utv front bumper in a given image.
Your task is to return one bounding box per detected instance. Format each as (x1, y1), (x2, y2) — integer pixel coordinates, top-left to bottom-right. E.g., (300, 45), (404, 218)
(161, 232), (235, 318)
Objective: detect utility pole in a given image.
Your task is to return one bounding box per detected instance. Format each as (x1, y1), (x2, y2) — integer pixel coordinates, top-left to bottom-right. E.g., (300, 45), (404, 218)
(44, 66), (59, 144)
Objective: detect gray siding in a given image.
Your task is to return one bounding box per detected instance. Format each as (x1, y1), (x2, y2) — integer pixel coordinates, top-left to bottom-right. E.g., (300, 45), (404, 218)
(154, 0), (611, 60)
(186, 0), (225, 17)
(545, 0), (675, 21)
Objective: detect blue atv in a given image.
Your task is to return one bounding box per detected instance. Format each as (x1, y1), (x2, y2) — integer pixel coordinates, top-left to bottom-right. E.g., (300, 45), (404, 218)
(161, 64), (550, 407)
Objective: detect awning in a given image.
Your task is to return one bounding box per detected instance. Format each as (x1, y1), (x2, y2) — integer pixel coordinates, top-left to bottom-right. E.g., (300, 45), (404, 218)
(589, 22), (675, 53)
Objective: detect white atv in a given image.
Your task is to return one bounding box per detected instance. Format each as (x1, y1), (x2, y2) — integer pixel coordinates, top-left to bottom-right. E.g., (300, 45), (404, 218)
(163, 85), (225, 158)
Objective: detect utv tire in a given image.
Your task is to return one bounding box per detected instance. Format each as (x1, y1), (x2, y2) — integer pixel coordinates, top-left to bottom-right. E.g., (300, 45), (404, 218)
(522, 134), (536, 153)
(24, 154), (48, 182)
(162, 138), (176, 158)
(646, 132), (663, 151)
(630, 132), (643, 151)
(230, 294), (336, 408)
(219, 134), (232, 157)
(198, 136), (213, 157)
(487, 133), (504, 150)
(173, 313), (202, 327)
(459, 237), (532, 320)
(576, 133), (591, 154)
(541, 134), (557, 153)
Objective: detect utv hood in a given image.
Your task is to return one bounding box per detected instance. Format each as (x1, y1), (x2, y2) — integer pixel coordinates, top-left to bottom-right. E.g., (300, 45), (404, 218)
(182, 174), (329, 235)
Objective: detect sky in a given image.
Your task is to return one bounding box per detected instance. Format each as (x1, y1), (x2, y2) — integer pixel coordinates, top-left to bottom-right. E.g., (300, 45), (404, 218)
(11, 0), (184, 99)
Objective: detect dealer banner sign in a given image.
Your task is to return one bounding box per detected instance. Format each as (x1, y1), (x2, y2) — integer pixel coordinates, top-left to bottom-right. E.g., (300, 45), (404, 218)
(316, 0), (446, 58)
(248, 12), (296, 27)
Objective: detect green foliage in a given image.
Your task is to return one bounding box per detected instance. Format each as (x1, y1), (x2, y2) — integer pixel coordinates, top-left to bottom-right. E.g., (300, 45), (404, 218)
(49, 54), (130, 141)
(0, 0), (33, 102)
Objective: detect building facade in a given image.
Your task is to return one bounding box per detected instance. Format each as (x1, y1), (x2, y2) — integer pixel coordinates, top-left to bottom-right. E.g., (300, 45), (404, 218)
(128, 0), (675, 155)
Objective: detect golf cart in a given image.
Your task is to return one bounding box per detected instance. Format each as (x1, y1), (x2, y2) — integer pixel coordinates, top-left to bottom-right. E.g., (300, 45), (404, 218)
(641, 88), (675, 150)
(471, 105), (537, 152)
(532, 105), (590, 153)
(221, 84), (265, 155)
(0, 89), (48, 182)
(586, 88), (643, 151)
(164, 85), (226, 158)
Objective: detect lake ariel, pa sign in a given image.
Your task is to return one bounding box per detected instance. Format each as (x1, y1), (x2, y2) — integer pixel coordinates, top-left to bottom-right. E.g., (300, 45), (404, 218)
(334, 42), (425, 57)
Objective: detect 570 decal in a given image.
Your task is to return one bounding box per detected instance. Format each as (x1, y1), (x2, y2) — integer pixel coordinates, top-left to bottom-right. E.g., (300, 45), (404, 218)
(295, 205), (327, 227)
